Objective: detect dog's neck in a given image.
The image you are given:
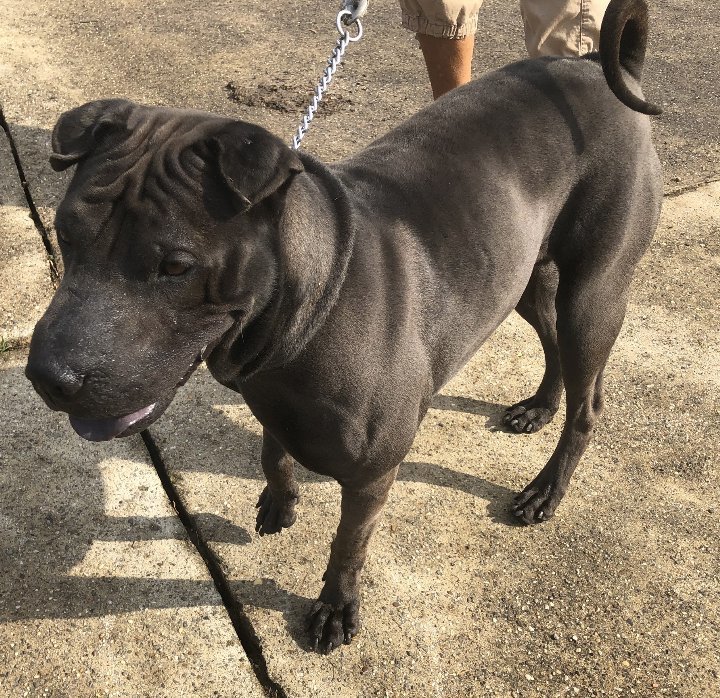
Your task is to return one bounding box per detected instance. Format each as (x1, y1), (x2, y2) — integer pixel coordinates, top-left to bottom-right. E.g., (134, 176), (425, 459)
(206, 153), (356, 384)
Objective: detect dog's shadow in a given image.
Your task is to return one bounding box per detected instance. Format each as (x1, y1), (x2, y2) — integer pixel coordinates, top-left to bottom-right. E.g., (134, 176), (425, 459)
(398, 461), (518, 526)
(430, 393), (509, 430)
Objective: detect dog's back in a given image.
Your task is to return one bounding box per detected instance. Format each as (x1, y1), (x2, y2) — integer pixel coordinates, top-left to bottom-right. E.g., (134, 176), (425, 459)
(325, 49), (661, 392)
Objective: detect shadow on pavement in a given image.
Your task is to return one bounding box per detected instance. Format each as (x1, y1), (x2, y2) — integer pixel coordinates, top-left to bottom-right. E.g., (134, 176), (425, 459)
(398, 461), (518, 526)
(2, 350), (516, 632)
(0, 360), (252, 625)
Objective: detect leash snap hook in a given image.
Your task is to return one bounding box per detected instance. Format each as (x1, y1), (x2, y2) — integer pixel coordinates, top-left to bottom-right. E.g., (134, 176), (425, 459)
(337, 9), (364, 41)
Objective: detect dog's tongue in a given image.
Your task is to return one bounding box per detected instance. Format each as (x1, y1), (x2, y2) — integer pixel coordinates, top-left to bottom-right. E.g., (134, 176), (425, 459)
(69, 404), (156, 441)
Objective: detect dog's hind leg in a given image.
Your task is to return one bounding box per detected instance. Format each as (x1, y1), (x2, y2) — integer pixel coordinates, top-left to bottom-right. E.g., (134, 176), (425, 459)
(255, 429), (300, 535)
(504, 259), (564, 434)
(511, 265), (632, 525)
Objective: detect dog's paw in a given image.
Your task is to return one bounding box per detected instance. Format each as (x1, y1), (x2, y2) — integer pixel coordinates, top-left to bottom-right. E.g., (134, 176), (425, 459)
(255, 486), (298, 536)
(511, 477), (565, 525)
(307, 597), (360, 654)
(503, 396), (557, 434)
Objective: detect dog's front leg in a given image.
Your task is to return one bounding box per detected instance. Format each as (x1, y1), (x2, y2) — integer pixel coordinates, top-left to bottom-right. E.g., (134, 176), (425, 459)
(255, 429), (300, 535)
(308, 466), (398, 653)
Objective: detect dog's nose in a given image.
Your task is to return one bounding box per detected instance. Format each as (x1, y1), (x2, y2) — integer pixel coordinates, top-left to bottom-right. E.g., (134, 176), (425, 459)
(25, 358), (85, 408)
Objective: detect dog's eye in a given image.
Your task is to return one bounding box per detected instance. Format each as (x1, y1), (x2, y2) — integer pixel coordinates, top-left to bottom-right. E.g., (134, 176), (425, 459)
(160, 259), (192, 277)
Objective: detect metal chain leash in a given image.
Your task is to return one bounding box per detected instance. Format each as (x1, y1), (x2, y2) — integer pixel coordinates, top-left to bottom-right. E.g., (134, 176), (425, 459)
(291, 10), (363, 150)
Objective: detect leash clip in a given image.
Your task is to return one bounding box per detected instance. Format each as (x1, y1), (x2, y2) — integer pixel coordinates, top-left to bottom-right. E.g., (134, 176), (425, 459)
(337, 8), (364, 40)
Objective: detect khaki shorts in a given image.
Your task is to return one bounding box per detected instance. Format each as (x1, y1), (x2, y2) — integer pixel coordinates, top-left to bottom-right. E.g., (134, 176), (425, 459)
(399, 0), (611, 56)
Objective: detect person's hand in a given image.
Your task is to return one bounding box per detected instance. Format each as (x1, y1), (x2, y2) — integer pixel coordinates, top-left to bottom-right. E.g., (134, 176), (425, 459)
(339, 0), (368, 24)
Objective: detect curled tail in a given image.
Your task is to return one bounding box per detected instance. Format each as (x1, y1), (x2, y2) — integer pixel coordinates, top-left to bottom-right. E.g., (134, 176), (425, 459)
(599, 0), (662, 115)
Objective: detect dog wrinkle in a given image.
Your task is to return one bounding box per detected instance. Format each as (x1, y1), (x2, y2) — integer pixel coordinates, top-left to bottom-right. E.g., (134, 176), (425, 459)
(80, 115), (214, 222)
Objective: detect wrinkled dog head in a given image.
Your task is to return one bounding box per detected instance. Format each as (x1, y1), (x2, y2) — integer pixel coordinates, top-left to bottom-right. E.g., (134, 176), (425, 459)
(26, 99), (303, 440)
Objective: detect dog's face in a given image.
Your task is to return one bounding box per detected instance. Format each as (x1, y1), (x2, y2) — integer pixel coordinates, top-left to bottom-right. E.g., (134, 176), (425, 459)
(26, 99), (303, 440)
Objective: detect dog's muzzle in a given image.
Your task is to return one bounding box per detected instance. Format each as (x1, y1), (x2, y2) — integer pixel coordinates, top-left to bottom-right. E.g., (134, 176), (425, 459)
(44, 346), (209, 442)
(28, 346), (211, 441)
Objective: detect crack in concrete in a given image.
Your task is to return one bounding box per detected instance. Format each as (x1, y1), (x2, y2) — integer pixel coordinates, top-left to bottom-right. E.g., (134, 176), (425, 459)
(0, 104), (59, 285)
(665, 177), (720, 198)
(1, 104), (283, 695)
(140, 429), (287, 698)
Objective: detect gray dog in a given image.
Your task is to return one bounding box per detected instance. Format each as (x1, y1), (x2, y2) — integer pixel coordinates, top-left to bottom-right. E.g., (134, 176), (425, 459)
(27, 0), (661, 653)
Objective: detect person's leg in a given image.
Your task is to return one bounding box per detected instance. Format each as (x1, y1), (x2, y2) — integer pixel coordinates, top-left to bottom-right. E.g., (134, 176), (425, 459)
(417, 34), (475, 99)
(519, 0), (611, 57)
(400, 0), (483, 99)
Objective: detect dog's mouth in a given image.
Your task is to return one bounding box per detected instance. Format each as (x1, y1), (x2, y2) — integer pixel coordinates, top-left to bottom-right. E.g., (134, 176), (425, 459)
(68, 346), (208, 442)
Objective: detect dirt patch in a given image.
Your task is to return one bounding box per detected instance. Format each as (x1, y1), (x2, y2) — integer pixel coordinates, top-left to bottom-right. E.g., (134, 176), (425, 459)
(224, 80), (354, 116)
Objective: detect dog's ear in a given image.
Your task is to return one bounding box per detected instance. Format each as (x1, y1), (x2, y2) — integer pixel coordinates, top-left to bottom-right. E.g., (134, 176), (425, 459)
(209, 123), (304, 213)
(50, 99), (134, 172)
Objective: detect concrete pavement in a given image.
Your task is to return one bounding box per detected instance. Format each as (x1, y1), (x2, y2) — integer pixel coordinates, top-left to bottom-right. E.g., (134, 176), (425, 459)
(1, 0), (718, 695)
(0, 352), (264, 697)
